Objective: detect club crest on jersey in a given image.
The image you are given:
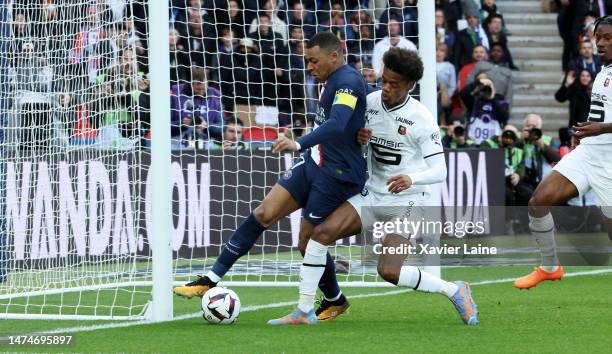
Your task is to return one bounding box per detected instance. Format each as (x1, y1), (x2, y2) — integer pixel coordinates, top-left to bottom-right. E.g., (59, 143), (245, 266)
(398, 125), (407, 135)
(606, 78), (610, 87)
(361, 187), (369, 197)
(282, 169), (292, 180)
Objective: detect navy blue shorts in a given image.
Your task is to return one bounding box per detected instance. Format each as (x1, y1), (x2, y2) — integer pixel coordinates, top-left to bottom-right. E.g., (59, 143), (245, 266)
(278, 156), (363, 225)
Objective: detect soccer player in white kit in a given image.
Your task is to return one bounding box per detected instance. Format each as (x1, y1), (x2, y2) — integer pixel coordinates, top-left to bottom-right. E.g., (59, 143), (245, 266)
(269, 48), (478, 326)
(514, 16), (612, 289)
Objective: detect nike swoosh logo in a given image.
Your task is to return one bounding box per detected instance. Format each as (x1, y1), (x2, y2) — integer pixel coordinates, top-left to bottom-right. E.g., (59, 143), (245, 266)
(308, 213), (323, 219)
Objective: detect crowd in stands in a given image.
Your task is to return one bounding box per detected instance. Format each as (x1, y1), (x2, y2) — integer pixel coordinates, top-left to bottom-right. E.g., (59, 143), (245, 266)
(5, 0), (606, 224)
(10, 0), (521, 151)
(7, 0), (515, 147)
(433, 0), (609, 228)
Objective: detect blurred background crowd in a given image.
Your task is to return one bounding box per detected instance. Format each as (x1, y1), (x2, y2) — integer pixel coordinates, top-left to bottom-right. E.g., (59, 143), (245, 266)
(5, 0), (609, 224)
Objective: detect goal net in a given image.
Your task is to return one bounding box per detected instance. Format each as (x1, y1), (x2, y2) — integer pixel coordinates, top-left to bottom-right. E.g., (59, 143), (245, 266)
(0, 0), (435, 320)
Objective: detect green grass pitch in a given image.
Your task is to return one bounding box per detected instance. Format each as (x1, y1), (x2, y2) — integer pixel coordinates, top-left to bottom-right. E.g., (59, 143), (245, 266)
(1, 266), (611, 353)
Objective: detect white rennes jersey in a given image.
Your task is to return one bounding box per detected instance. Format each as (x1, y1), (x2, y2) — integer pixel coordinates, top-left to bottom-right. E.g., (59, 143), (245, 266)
(364, 91), (444, 196)
(583, 64), (612, 145)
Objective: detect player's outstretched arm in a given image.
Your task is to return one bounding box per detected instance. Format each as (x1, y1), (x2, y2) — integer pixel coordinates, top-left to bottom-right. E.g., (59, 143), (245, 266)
(296, 103), (355, 150)
(297, 83), (358, 150)
(271, 97), (357, 153)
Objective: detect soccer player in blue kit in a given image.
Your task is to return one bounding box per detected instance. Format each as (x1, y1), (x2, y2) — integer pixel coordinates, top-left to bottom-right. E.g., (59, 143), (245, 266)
(174, 31), (368, 322)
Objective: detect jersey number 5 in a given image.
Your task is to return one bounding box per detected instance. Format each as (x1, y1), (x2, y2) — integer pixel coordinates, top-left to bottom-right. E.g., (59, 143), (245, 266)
(588, 100), (605, 122)
(370, 143), (402, 165)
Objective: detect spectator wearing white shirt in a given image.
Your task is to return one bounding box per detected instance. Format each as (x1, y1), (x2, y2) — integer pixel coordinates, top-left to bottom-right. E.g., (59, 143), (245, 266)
(248, 0), (288, 42)
(372, 18), (417, 77)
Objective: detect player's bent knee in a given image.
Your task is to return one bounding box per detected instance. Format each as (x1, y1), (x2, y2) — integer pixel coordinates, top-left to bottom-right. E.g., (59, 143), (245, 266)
(528, 192), (550, 213)
(311, 224), (335, 246)
(252, 204), (274, 228)
(377, 263), (399, 284)
(528, 188), (543, 206)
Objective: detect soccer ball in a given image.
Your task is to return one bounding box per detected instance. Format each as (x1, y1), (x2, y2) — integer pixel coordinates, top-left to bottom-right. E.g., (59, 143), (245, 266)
(201, 287), (241, 324)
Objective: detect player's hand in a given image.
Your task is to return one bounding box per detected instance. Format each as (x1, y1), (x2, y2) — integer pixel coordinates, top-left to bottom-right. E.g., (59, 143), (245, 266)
(272, 137), (298, 153)
(570, 134), (580, 150)
(283, 129), (294, 140)
(386, 175), (413, 194)
(510, 173), (520, 186)
(182, 117), (193, 126)
(573, 121), (604, 139)
(357, 128), (372, 145)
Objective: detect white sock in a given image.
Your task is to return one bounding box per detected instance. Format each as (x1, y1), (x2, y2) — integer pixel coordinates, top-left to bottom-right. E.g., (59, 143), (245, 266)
(298, 294), (315, 313)
(297, 240), (328, 313)
(206, 271), (221, 283)
(540, 265), (559, 272)
(397, 266), (459, 298)
(529, 213), (559, 268)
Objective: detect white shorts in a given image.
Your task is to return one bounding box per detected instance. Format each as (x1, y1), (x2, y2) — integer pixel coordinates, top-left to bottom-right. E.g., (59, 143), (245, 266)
(348, 190), (430, 239)
(553, 144), (612, 217)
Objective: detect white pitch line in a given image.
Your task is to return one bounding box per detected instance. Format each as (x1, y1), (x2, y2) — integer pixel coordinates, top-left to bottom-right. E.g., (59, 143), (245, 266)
(33, 268), (612, 335)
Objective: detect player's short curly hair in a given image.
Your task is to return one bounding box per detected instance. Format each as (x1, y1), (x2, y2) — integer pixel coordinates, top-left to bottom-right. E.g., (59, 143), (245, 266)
(594, 15), (612, 32)
(382, 47), (424, 83)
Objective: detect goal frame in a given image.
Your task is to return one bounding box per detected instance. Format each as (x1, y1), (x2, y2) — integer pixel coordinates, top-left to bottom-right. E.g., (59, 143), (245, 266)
(0, 1), (438, 321)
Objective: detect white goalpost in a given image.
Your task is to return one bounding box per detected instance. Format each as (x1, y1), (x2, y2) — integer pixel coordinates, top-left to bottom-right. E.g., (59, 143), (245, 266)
(0, 0), (437, 321)
(417, 0), (442, 279)
(148, 0), (173, 323)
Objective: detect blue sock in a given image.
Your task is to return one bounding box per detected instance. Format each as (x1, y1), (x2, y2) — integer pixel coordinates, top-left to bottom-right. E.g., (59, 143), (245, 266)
(211, 213), (266, 279)
(318, 252), (341, 300)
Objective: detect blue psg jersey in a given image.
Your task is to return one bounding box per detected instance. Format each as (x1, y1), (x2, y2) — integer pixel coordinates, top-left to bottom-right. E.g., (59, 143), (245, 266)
(297, 64), (368, 185)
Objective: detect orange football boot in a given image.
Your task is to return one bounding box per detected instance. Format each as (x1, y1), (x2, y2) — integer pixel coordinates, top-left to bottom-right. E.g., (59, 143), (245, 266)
(514, 266), (564, 289)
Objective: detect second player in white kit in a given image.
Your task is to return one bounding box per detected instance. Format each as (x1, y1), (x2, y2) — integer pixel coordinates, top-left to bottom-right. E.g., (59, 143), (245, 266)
(514, 15), (612, 290)
(552, 62), (612, 212)
(348, 89), (446, 237)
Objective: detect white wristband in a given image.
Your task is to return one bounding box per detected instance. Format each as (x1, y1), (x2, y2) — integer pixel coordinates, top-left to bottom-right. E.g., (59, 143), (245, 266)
(295, 141), (302, 151)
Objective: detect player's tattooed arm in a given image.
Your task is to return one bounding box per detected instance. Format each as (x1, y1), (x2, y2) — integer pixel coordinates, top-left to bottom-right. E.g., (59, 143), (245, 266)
(573, 122), (612, 139)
